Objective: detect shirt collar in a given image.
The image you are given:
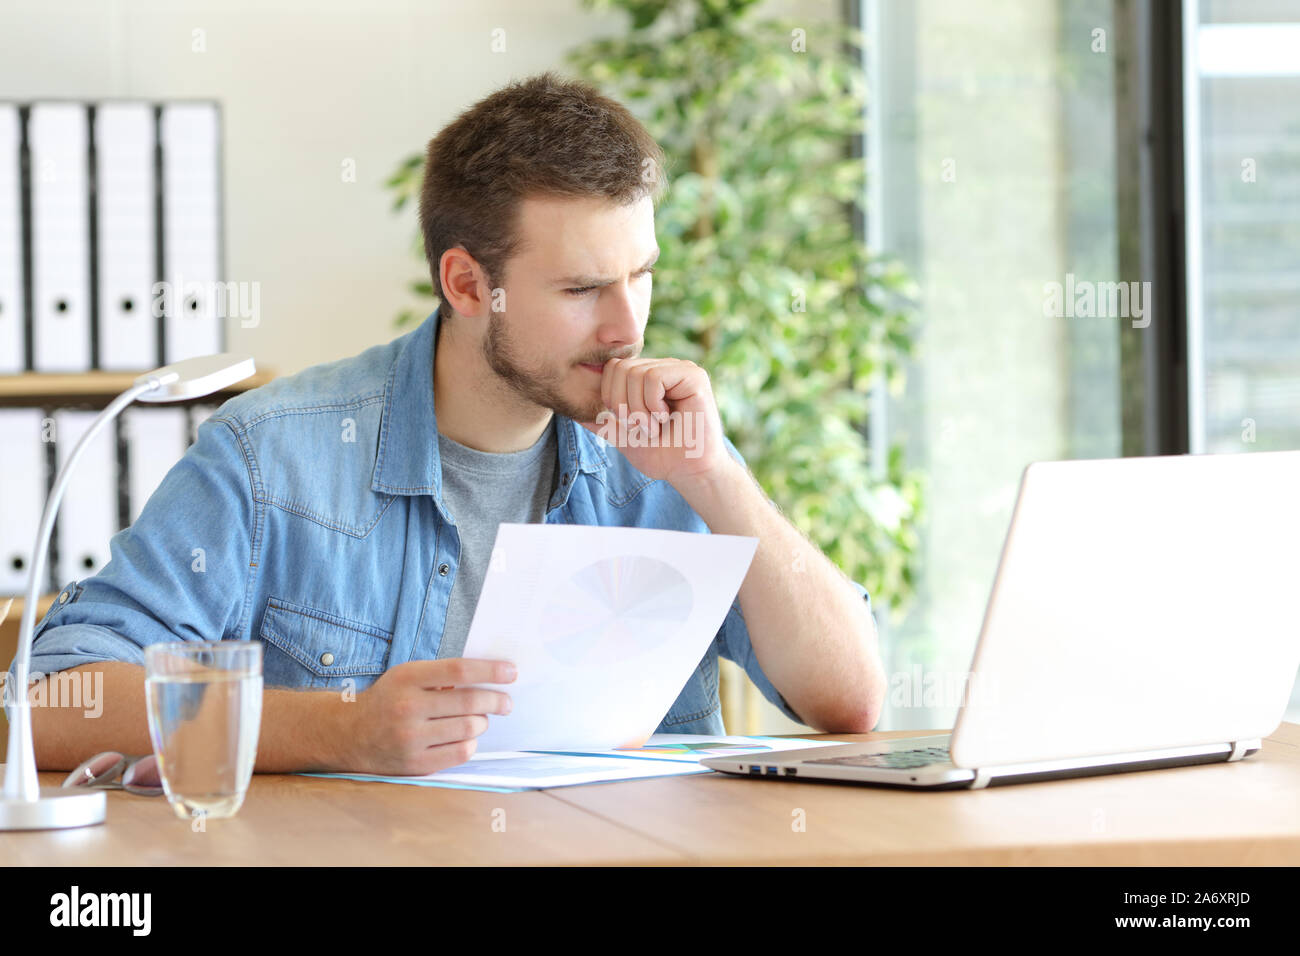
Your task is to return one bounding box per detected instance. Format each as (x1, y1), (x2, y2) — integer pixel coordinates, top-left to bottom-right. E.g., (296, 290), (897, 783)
(370, 308), (611, 518)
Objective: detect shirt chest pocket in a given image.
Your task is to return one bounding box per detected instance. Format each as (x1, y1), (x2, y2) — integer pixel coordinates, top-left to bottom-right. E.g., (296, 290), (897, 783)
(258, 596), (393, 691)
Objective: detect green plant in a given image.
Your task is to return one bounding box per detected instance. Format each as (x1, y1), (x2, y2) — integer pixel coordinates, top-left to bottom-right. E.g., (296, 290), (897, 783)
(384, 0), (922, 615)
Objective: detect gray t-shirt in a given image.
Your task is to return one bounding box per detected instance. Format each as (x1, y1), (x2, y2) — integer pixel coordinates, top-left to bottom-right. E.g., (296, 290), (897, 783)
(435, 418), (558, 659)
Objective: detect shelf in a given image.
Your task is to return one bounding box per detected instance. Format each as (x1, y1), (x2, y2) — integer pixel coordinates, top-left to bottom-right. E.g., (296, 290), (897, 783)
(0, 368), (276, 405)
(1, 593), (58, 676)
(2, 593), (57, 626)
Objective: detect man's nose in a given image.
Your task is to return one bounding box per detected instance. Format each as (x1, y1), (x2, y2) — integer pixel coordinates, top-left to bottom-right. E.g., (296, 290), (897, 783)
(597, 285), (645, 347)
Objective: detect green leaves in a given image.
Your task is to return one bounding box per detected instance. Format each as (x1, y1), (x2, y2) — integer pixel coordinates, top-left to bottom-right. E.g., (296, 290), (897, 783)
(384, 154), (424, 212)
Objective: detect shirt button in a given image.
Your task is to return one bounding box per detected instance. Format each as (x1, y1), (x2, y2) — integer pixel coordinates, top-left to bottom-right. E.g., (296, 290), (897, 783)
(320, 652), (335, 666)
(438, 564), (449, 576)
(57, 591), (69, 604)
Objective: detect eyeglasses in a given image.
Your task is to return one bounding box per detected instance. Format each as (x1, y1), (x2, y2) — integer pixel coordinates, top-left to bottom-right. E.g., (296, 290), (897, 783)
(62, 751), (164, 796)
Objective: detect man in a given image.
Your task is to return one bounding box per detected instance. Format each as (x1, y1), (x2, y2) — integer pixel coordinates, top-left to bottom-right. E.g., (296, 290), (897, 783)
(15, 73), (885, 777)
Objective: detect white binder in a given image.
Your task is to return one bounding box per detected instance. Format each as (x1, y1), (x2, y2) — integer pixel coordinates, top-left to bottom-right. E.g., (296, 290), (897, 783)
(0, 408), (48, 596)
(160, 102), (221, 363)
(122, 406), (189, 525)
(95, 102), (157, 370)
(0, 104), (23, 373)
(53, 408), (117, 588)
(29, 103), (91, 372)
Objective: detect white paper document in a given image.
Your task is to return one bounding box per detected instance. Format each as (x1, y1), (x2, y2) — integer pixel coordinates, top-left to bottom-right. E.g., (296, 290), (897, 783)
(459, 523), (759, 753)
(300, 735), (847, 792)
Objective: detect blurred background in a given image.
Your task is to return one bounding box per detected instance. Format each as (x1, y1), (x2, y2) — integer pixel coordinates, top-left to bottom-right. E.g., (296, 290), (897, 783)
(1, 0), (1297, 743)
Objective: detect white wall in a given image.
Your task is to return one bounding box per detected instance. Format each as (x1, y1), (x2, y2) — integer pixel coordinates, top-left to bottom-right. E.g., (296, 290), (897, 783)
(0, 0), (626, 373)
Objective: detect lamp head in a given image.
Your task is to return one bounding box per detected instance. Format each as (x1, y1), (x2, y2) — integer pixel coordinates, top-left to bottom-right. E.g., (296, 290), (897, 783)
(134, 353), (256, 403)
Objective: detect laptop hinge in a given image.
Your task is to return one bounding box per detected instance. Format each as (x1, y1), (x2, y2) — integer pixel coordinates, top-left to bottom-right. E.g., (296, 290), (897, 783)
(970, 768), (994, 789)
(1226, 740), (1251, 762)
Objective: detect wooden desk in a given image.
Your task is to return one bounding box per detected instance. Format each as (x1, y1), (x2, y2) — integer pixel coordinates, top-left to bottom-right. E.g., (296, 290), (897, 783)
(3, 724), (1297, 865)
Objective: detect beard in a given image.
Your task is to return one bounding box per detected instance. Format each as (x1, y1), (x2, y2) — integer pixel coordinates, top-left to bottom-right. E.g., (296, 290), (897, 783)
(482, 308), (615, 423)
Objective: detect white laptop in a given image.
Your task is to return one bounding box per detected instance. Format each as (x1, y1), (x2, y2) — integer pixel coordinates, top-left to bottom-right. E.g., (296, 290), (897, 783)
(702, 451), (1300, 789)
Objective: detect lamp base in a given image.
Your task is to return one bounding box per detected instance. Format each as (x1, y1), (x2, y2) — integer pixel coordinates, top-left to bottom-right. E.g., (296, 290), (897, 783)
(0, 787), (106, 830)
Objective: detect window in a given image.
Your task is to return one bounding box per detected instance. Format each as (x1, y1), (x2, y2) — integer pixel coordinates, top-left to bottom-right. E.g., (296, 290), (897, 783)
(865, 0), (1300, 729)
(1185, 0), (1300, 721)
(865, 0), (1125, 729)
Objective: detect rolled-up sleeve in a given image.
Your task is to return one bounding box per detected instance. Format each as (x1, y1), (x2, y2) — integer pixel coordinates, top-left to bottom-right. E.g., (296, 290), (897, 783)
(712, 431), (875, 725)
(718, 581), (874, 726)
(8, 414), (254, 682)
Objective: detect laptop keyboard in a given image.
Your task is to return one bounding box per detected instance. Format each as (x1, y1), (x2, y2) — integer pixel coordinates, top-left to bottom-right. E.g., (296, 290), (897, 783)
(802, 745), (952, 770)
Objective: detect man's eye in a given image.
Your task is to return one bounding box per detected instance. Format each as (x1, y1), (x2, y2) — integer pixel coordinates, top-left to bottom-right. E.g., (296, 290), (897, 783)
(565, 270), (651, 296)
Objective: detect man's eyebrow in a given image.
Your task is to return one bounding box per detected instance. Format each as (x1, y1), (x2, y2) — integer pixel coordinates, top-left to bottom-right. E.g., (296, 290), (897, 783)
(553, 248), (660, 287)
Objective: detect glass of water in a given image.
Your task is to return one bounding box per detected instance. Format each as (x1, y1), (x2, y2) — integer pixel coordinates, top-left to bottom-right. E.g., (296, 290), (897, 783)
(143, 641), (262, 821)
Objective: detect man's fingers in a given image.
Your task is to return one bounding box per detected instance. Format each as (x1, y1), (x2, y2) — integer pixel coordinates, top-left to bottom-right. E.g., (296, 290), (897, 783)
(419, 714), (491, 749)
(645, 367), (671, 415)
(641, 365), (675, 440)
(408, 733), (482, 775)
(624, 363), (652, 437)
(606, 358), (679, 441)
(396, 658), (516, 689)
(656, 361), (705, 403)
(418, 687), (512, 718)
(600, 356), (617, 413)
(604, 356), (630, 417)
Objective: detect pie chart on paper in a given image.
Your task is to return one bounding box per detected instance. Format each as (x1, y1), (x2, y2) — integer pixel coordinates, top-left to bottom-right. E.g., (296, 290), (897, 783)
(538, 555), (693, 666)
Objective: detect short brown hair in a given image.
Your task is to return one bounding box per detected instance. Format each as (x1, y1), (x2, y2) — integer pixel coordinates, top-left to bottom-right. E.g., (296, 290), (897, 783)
(418, 72), (667, 309)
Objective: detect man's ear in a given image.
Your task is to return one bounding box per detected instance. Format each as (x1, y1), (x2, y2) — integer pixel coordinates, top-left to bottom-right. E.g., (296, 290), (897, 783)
(440, 246), (490, 319)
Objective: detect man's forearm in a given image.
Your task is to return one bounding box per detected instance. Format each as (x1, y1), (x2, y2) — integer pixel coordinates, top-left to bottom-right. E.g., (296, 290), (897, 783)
(25, 661), (353, 774)
(674, 461), (886, 732)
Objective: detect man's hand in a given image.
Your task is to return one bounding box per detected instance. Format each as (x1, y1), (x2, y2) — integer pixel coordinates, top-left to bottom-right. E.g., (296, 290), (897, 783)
(339, 659), (515, 775)
(579, 357), (738, 490)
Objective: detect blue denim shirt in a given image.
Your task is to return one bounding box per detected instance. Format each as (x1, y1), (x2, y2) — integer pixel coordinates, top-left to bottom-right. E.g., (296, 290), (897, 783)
(16, 309), (872, 735)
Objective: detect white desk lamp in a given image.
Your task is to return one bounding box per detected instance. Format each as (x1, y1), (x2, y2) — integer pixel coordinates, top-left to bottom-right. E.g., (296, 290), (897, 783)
(0, 353), (255, 830)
